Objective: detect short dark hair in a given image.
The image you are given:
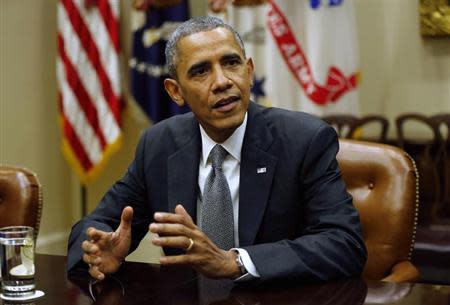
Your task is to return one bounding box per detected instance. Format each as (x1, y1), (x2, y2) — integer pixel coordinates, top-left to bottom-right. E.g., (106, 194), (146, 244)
(165, 16), (246, 79)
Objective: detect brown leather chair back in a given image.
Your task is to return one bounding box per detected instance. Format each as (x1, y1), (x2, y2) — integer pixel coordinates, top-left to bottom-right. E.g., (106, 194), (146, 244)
(0, 166), (43, 238)
(337, 140), (419, 281)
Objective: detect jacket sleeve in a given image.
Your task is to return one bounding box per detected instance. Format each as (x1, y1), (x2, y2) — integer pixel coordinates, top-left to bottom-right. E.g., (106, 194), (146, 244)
(244, 125), (367, 283)
(67, 130), (153, 272)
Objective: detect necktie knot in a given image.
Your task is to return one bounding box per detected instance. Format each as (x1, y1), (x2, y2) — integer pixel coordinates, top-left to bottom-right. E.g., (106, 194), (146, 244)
(210, 144), (228, 169)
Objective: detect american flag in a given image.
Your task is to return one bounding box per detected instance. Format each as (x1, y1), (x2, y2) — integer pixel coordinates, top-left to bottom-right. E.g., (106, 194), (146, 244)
(57, 0), (123, 184)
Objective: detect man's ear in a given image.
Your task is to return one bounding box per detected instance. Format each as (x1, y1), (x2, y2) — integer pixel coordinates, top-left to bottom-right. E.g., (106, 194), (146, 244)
(246, 57), (255, 83)
(164, 78), (185, 106)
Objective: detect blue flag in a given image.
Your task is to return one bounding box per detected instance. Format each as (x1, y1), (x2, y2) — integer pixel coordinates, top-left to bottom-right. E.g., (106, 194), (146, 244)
(130, 1), (190, 123)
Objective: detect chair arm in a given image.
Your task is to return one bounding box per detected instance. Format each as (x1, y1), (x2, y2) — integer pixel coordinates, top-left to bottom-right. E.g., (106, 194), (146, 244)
(382, 260), (419, 282)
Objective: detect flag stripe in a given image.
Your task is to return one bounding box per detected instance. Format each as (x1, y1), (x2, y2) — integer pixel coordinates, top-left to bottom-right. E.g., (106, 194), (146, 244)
(61, 0), (121, 127)
(108, 0), (119, 19)
(97, 0), (120, 52)
(57, 59), (103, 165)
(74, 0), (121, 97)
(57, 33), (107, 149)
(62, 114), (93, 171)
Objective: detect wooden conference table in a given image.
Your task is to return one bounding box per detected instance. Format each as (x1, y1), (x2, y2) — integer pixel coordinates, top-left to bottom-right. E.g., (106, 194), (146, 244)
(20, 254), (450, 305)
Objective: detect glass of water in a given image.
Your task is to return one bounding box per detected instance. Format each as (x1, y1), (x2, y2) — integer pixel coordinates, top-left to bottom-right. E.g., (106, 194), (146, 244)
(0, 226), (41, 300)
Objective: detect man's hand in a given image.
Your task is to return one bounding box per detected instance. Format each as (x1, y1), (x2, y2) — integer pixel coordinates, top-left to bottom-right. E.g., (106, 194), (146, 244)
(82, 207), (133, 281)
(150, 204), (241, 279)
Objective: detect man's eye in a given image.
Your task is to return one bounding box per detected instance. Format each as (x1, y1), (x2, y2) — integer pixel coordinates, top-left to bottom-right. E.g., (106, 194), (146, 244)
(190, 67), (207, 77)
(225, 59), (240, 66)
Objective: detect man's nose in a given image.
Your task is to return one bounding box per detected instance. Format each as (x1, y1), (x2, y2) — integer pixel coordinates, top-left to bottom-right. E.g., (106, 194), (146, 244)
(211, 66), (232, 93)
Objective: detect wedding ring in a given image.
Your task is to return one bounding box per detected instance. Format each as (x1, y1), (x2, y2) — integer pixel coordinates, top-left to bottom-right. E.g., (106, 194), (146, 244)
(186, 238), (194, 252)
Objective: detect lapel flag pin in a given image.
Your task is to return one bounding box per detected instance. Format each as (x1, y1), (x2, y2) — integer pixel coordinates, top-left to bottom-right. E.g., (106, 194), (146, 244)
(257, 167), (267, 174)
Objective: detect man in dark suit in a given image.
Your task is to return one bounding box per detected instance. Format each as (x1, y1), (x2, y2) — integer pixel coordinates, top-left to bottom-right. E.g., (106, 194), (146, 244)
(68, 16), (366, 284)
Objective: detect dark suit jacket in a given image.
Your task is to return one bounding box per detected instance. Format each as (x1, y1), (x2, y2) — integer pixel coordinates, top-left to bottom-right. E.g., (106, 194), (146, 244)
(67, 102), (367, 283)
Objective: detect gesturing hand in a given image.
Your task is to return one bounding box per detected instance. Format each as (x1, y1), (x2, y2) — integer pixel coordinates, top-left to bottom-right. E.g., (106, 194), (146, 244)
(149, 204), (241, 279)
(82, 206), (133, 281)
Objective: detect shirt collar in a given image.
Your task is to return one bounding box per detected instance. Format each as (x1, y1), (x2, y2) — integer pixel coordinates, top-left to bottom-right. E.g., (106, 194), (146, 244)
(199, 112), (248, 166)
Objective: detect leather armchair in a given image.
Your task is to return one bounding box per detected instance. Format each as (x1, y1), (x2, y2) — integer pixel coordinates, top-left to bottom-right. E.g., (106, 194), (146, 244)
(0, 166), (43, 238)
(337, 140), (419, 282)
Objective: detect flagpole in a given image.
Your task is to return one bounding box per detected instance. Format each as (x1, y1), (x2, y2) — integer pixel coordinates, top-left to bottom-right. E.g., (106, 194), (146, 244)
(81, 185), (87, 217)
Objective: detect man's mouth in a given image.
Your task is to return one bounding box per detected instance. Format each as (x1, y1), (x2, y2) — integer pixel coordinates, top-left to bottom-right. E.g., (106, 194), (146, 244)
(213, 96), (240, 112)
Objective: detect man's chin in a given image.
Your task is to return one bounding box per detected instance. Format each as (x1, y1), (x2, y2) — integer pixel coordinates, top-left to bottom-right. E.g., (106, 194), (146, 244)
(220, 111), (246, 128)
(203, 116), (245, 142)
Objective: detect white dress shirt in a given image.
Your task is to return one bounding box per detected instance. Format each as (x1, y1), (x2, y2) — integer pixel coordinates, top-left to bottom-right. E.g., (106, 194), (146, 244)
(197, 113), (260, 281)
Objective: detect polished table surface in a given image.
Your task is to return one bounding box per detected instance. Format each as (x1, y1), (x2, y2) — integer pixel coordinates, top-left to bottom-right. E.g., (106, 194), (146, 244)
(15, 254), (450, 305)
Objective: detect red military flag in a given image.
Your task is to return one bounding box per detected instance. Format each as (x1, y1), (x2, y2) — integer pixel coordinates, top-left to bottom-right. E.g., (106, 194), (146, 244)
(57, 0), (123, 184)
(217, 0), (360, 115)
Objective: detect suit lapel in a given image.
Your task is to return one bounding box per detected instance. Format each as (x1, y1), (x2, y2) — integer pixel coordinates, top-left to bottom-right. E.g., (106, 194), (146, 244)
(166, 103), (278, 245)
(167, 118), (201, 222)
(239, 103), (278, 247)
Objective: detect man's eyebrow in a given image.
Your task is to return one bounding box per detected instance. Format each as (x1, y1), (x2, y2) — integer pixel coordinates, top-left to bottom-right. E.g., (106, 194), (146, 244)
(221, 53), (243, 62)
(187, 61), (209, 76)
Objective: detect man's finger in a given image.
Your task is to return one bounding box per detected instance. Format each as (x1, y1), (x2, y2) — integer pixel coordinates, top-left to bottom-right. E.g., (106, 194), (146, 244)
(89, 264), (105, 281)
(149, 223), (189, 236)
(174, 204), (189, 217)
(152, 236), (193, 250)
(118, 206), (133, 232)
(153, 205), (195, 229)
(153, 212), (182, 222)
(175, 204), (195, 228)
(83, 253), (100, 265)
(159, 254), (193, 266)
(81, 240), (99, 254)
(86, 227), (110, 241)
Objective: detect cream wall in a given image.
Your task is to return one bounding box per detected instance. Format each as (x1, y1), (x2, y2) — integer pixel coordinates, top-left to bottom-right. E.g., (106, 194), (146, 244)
(0, 0), (76, 253)
(355, 0), (450, 138)
(1, 0), (449, 258)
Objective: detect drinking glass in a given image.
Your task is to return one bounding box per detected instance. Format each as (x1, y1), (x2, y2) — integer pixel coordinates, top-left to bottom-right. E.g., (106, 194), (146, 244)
(0, 226), (43, 301)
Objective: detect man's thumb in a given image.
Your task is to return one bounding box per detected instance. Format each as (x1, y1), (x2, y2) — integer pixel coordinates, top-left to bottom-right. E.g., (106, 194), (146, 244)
(119, 206), (133, 231)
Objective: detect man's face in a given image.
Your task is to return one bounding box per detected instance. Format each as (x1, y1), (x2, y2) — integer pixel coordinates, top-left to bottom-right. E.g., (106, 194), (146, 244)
(164, 27), (254, 143)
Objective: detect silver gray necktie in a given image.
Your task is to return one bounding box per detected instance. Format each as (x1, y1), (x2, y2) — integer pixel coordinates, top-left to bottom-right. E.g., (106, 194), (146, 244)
(200, 144), (234, 250)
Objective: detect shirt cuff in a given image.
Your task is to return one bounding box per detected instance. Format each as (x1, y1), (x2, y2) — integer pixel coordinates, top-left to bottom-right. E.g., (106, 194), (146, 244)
(231, 248), (260, 282)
